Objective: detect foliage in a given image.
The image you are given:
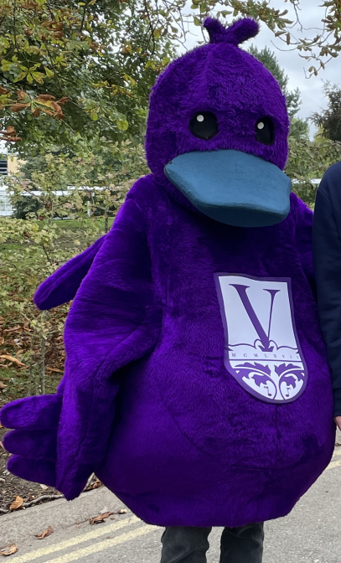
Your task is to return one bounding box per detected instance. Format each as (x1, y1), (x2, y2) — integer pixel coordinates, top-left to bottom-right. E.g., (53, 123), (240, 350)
(13, 192), (40, 219)
(20, 136), (149, 182)
(312, 83), (341, 143)
(8, 140), (149, 225)
(0, 217), (100, 398)
(1, 1), (341, 153)
(0, 139), (149, 398)
(289, 117), (309, 141)
(0, 0), (176, 153)
(286, 135), (341, 207)
(248, 45), (309, 140)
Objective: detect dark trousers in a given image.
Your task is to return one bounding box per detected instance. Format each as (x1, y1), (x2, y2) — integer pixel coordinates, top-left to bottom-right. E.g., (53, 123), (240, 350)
(160, 523), (264, 563)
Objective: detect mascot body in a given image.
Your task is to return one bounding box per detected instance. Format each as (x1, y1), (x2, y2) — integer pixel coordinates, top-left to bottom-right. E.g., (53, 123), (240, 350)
(1, 18), (334, 527)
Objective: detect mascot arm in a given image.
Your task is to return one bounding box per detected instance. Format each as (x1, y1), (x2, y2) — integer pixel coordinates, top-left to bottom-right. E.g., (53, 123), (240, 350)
(292, 193), (315, 298)
(34, 234), (107, 310)
(1, 195), (161, 499)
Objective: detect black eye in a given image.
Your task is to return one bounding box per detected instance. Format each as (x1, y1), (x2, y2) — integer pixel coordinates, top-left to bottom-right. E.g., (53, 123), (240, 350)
(189, 111), (218, 140)
(255, 117), (274, 145)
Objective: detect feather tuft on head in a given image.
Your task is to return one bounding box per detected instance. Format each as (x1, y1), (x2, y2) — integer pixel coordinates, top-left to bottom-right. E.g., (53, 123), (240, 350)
(203, 17), (259, 46)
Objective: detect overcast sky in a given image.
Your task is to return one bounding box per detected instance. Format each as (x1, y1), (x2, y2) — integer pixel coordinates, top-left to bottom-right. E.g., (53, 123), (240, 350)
(184, 0), (340, 138)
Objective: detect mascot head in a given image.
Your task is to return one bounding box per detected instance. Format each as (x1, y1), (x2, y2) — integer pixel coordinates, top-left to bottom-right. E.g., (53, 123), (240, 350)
(146, 18), (291, 227)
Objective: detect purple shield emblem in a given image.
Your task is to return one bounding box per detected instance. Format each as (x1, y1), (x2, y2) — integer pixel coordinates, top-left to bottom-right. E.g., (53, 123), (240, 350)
(215, 274), (308, 404)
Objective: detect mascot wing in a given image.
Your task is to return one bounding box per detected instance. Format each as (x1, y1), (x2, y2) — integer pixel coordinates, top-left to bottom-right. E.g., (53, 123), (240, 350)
(1, 189), (161, 500)
(34, 234), (107, 310)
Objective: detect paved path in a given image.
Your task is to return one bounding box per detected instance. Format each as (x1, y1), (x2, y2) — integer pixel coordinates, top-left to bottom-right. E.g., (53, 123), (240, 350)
(2, 447), (341, 563)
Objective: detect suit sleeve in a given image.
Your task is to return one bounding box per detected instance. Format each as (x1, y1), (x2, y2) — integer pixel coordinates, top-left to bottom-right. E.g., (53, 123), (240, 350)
(292, 193), (315, 298)
(55, 195), (162, 499)
(313, 187), (341, 416)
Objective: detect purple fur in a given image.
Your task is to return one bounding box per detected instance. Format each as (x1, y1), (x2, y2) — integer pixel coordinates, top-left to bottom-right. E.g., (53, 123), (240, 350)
(203, 17), (259, 45)
(34, 235), (106, 310)
(145, 20), (289, 197)
(0, 18), (334, 527)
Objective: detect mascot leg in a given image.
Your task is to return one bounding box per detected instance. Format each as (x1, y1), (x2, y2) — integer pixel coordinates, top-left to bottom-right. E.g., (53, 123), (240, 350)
(219, 523), (264, 563)
(160, 523), (264, 562)
(160, 527), (212, 562)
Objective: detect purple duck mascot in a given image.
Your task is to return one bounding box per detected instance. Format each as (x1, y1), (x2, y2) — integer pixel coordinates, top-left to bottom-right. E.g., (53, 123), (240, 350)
(0, 17), (335, 561)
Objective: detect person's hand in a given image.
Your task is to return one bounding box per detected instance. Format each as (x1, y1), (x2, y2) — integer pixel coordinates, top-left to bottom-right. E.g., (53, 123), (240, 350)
(334, 416), (341, 431)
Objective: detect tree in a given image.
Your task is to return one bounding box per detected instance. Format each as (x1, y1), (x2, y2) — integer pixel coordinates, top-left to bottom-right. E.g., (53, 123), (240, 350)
(312, 83), (341, 143)
(0, 139), (149, 395)
(286, 136), (341, 207)
(0, 0), (176, 154)
(248, 45), (309, 140)
(2, 1), (341, 154)
(208, 1), (341, 77)
(7, 139), (149, 224)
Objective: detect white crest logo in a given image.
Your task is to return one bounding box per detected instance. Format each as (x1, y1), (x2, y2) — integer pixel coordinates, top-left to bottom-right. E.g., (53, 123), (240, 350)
(215, 274), (308, 403)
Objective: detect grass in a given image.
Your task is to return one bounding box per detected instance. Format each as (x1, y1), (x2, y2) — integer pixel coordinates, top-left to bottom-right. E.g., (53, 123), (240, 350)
(0, 216), (114, 259)
(53, 216), (114, 231)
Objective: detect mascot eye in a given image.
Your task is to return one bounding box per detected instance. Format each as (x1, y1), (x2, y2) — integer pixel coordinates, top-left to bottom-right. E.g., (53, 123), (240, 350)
(189, 111), (218, 140)
(255, 117), (275, 145)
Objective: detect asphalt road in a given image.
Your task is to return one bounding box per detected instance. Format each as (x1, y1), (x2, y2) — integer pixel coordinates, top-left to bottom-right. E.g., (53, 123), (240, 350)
(2, 447), (341, 563)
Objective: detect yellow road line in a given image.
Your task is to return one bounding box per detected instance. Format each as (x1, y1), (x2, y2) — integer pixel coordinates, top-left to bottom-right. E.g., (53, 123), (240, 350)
(37, 525), (156, 563)
(327, 459), (341, 470)
(10, 516), (140, 563)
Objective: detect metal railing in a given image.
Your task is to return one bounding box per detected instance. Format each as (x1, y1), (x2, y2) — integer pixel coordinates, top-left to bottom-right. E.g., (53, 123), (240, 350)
(0, 181), (323, 218)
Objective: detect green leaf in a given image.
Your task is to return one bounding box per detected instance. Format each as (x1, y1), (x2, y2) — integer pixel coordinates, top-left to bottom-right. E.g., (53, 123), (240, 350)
(44, 67), (54, 78)
(116, 119), (129, 131)
(13, 71), (28, 82)
(1, 60), (12, 71)
(124, 74), (136, 86)
(32, 72), (45, 84)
